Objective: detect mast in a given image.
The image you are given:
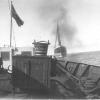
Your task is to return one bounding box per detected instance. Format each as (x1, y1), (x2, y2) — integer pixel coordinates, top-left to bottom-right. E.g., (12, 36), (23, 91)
(9, 0), (13, 69)
(8, 0), (24, 70)
(57, 21), (61, 46)
(54, 20), (61, 48)
(10, 0), (13, 47)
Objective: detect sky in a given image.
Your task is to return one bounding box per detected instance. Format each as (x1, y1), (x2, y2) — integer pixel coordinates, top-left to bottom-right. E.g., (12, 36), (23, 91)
(1, 0), (100, 54)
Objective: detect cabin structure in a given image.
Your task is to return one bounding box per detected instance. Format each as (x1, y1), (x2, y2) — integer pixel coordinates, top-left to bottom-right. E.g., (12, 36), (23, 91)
(0, 46), (35, 69)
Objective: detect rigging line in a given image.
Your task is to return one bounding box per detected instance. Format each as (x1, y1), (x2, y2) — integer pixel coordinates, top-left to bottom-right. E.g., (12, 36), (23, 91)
(54, 30), (57, 49)
(54, 21), (58, 49)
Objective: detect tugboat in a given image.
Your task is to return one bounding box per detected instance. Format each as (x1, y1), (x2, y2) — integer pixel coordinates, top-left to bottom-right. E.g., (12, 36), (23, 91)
(54, 21), (67, 58)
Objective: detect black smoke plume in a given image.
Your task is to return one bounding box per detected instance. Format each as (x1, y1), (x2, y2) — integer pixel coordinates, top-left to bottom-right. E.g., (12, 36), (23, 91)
(36, 0), (76, 43)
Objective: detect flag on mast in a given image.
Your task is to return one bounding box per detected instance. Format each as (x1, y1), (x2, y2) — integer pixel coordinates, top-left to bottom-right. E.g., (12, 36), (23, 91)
(11, 3), (24, 26)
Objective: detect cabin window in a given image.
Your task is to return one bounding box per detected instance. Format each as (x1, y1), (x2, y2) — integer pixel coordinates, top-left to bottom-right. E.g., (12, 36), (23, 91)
(21, 51), (32, 56)
(1, 52), (10, 61)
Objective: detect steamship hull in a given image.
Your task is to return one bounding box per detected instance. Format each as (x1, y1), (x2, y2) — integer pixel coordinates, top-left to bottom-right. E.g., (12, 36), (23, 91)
(54, 45), (67, 57)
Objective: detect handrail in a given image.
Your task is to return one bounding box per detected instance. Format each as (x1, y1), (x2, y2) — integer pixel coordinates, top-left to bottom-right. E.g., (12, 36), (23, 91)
(55, 60), (100, 94)
(66, 61), (100, 68)
(33, 40), (50, 45)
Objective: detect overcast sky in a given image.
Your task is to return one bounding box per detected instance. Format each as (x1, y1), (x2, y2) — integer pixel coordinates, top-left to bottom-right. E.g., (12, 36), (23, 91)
(0, 0), (100, 54)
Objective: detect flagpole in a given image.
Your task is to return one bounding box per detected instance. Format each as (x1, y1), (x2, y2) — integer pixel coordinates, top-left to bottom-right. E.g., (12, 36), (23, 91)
(10, 0), (12, 47)
(10, 0), (13, 70)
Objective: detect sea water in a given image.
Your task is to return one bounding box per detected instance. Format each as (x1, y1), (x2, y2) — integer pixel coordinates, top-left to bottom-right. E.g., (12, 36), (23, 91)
(67, 51), (100, 66)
